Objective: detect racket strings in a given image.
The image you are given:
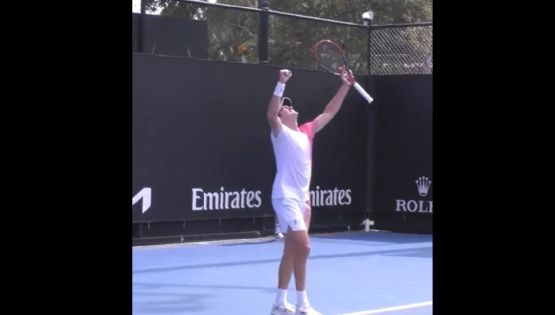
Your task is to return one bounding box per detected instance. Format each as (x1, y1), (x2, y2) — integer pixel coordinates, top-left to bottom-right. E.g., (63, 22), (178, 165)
(315, 43), (345, 74)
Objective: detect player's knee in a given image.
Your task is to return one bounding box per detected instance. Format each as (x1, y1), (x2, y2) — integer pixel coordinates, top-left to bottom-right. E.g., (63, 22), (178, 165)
(299, 241), (311, 257)
(283, 244), (295, 257)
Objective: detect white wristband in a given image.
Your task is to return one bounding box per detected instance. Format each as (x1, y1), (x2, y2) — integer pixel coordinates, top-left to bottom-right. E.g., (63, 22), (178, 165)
(274, 82), (285, 97)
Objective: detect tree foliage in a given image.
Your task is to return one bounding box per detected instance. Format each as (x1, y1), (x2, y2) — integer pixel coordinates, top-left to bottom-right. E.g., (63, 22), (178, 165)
(140, 0), (432, 73)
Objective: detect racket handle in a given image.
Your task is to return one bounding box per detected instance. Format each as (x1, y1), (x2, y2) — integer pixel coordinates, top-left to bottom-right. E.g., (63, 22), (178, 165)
(353, 82), (374, 104)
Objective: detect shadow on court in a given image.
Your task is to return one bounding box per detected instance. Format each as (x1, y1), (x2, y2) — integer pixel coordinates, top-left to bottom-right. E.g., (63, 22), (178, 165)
(133, 230), (432, 315)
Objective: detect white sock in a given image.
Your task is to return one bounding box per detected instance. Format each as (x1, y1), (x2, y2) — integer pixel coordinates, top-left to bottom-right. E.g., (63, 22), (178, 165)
(275, 289), (288, 305)
(297, 290), (310, 307)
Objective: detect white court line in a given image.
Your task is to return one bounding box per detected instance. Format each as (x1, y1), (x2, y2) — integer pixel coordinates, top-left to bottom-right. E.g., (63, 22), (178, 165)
(337, 301), (433, 315)
(133, 236), (277, 250)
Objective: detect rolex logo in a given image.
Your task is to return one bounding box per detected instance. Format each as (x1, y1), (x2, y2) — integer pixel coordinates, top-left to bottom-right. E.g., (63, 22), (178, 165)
(415, 176), (431, 197)
(395, 177), (433, 214)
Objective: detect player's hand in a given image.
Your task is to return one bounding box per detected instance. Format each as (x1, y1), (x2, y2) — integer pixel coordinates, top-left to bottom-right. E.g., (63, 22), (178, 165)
(279, 69), (293, 83)
(339, 66), (355, 87)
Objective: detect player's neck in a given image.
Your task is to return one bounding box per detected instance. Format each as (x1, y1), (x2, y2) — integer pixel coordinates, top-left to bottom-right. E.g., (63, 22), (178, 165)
(283, 120), (299, 131)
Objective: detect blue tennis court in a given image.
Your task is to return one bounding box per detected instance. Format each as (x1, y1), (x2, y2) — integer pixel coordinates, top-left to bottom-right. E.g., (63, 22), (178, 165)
(133, 230), (432, 315)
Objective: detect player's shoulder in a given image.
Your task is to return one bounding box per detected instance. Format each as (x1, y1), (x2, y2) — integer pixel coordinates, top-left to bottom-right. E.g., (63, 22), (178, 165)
(299, 121), (315, 132)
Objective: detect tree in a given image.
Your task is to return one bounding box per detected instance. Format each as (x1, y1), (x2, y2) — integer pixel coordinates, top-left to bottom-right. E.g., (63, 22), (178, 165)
(138, 0), (432, 73)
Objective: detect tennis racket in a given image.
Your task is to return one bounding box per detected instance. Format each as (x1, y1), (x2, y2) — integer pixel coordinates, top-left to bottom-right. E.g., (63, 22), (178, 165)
(311, 40), (374, 104)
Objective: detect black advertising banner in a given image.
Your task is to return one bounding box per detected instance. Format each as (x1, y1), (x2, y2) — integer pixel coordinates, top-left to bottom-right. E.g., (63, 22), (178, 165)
(133, 54), (369, 224)
(372, 75), (432, 232)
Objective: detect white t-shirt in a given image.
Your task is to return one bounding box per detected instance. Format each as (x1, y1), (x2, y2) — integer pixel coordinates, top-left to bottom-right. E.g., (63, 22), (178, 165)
(271, 122), (315, 202)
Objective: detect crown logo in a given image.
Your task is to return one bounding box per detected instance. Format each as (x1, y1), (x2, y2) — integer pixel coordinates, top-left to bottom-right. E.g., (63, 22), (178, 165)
(415, 176), (431, 197)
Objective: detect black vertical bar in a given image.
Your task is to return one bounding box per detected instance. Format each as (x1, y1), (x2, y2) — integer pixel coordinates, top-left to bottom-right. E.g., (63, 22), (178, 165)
(138, 0), (146, 53)
(364, 15), (374, 220)
(367, 21), (372, 75)
(258, 0), (269, 63)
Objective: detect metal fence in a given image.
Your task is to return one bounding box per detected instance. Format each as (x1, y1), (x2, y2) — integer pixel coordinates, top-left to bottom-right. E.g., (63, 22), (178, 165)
(134, 0), (432, 75)
(371, 24), (432, 75)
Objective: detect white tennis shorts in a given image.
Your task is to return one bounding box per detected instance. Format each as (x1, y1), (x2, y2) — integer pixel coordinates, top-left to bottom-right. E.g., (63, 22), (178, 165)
(272, 198), (309, 233)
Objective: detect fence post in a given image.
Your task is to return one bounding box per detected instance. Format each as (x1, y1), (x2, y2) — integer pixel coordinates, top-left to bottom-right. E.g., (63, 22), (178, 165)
(362, 10), (374, 75)
(138, 0), (146, 53)
(258, 0), (269, 63)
